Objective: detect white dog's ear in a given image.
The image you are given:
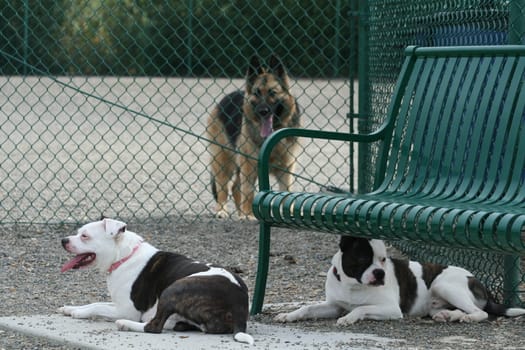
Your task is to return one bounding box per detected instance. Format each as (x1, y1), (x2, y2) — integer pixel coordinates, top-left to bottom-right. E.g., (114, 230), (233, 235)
(103, 218), (127, 236)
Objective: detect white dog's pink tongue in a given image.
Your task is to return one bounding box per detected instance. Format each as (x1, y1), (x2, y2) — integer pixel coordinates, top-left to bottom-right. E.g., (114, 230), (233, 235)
(260, 117), (274, 138)
(60, 253), (94, 273)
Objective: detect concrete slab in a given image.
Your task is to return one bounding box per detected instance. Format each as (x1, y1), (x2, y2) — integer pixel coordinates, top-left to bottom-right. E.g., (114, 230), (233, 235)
(0, 314), (404, 349)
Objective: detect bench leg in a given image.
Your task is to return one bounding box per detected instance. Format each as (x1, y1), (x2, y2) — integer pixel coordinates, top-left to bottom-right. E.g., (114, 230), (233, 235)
(250, 221), (271, 315)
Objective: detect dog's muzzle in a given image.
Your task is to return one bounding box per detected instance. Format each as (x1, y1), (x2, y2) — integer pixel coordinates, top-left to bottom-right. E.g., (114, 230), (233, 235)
(256, 103), (275, 138)
(370, 269), (385, 286)
(255, 104), (272, 118)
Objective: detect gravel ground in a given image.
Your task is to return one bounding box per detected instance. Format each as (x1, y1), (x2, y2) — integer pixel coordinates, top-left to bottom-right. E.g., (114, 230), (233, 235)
(1, 217), (524, 349)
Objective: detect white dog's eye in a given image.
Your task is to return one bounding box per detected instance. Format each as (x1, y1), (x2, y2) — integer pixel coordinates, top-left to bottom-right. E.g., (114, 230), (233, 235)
(81, 233), (89, 241)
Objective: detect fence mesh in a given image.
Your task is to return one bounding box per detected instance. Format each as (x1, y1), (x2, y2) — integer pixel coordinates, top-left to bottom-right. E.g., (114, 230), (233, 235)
(1, 0), (524, 305)
(360, 0), (525, 305)
(0, 0), (356, 225)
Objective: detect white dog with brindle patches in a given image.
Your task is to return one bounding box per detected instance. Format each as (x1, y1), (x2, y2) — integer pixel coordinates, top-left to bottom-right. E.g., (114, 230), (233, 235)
(276, 236), (525, 325)
(59, 218), (253, 345)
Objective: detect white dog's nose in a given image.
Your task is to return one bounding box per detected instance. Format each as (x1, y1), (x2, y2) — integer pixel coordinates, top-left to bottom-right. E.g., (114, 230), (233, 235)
(61, 238), (69, 249)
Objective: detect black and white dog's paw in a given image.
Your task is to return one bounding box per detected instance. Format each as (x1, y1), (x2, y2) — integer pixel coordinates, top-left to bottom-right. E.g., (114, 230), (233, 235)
(116, 319), (145, 332)
(58, 306), (85, 318)
(274, 312), (295, 323)
(58, 306), (71, 316)
(336, 313), (360, 326)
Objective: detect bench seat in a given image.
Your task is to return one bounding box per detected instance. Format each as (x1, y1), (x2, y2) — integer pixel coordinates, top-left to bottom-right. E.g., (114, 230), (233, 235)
(255, 189), (525, 252)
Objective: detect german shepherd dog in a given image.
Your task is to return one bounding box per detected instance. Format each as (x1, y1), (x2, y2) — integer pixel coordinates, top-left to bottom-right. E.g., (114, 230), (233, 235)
(207, 55), (301, 219)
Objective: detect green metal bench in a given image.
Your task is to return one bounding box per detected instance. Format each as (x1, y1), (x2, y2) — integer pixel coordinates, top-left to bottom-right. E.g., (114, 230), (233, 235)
(250, 45), (525, 315)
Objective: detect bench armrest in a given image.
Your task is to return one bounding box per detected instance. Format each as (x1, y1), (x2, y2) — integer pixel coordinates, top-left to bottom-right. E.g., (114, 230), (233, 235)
(258, 127), (387, 191)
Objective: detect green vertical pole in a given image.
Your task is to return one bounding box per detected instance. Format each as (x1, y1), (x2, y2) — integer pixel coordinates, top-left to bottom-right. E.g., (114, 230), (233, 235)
(504, 0), (523, 306)
(23, 0), (29, 75)
(357, 0), (370, 193)
(508, 0), (525, 44)
(348, 0), (357, 192)
(334, 0), (341, 77)
(185, 0), (193, 76)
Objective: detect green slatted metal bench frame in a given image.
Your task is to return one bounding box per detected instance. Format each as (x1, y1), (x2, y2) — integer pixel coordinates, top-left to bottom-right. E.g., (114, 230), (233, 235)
(250, 46), (525, 315)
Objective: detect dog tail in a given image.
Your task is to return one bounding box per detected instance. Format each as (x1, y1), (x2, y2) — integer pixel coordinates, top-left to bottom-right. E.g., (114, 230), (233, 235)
(233, 312), (254, 345)
(484, 299), (525, 317)
(504, 307), (525, 317)
(234, 331), (254, 345)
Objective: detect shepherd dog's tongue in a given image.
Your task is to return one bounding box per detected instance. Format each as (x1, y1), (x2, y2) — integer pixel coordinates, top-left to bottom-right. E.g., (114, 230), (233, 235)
(260, 117), (274, 138)
(61, 253), (95, 273)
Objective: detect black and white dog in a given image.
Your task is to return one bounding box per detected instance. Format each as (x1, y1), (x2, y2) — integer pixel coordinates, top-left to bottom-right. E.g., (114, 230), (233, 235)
(276, 236), (525, 325)
(59, 218), (254, 345)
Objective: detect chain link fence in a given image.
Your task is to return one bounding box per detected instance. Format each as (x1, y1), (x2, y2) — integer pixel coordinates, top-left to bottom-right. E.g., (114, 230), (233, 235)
(2, 0), (524, 305)
(358, 0), (525, 191)
(0, 0), (357, 225)
(357, 0), (525, 305)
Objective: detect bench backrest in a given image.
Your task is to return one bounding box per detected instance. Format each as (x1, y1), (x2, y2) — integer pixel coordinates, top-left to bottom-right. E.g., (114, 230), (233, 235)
(375, 46), (525, 207)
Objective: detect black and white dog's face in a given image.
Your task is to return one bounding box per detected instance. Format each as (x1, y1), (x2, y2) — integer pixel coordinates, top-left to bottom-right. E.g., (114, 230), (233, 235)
(338, 236), (388, 286)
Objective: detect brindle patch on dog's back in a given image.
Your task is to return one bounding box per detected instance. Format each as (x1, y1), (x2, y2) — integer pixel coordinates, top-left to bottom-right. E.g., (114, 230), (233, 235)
(467, 276), (488, 301)
(391, 258), (418, 314)
(421, 263), (447, 288)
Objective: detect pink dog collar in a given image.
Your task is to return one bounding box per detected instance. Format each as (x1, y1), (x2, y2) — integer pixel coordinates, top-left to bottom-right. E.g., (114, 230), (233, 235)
(108, 241), (142, 273)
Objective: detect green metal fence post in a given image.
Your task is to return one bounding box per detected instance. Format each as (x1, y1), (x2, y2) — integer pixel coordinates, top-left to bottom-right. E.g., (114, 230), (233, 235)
(509, 0), (525, 44)
(357, 0), (370, 193)
(23, 0), (29, 75)
(334, 0), (341, 77)
(348, 0), (358, 192)
(185, 0), (194, 76)
(504, 0), (524, 307)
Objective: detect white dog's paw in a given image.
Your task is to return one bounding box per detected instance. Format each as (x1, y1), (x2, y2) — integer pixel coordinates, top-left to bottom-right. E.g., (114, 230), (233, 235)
(59, 306), (92, 319)
(337, 307), (371, 326)
(58, 306), (75, 316)
(336, 313), (359, 326)
(459, 311), (487, 323)
(274, 312), (295, 323)
(116, 319), (132, 331)
(459, 314), (474, 323)
(432, 310), (451, 322)
(433, 309), (466, 322)
(116, 319), (145, 332)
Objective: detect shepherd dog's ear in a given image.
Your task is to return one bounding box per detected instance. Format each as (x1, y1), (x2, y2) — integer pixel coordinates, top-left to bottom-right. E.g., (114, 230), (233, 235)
(269, 54), (285, 76)
(246, 55), (263, 93)
(268, 54), (290, 89)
